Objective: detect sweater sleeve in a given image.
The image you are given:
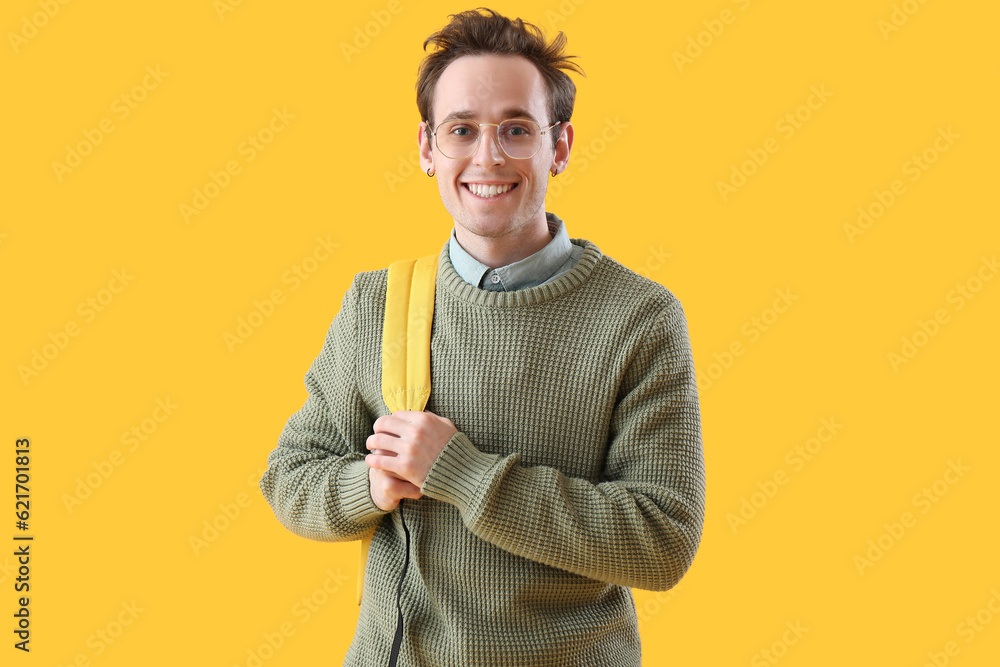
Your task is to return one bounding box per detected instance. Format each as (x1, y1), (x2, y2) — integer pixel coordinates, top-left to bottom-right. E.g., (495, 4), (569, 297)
(420, 299), (706, 592)
(259, 277), (388, 541)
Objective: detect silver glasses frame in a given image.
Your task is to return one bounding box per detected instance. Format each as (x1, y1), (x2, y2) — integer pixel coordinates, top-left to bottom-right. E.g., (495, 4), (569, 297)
(428, 118), (563, 160)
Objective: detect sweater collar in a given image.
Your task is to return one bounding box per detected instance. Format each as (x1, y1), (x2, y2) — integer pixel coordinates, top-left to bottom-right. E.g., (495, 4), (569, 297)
(437, 223), (602, 308)
(448, 212), (575, 292)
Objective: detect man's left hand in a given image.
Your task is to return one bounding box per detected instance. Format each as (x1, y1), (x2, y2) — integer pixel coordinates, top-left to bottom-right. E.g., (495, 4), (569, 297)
(365, 410), (457, 490)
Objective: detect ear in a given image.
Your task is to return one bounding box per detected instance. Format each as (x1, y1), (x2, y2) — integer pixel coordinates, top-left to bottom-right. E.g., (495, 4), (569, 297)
(550, 121), (574, 176)
(418, 121), (435, 175)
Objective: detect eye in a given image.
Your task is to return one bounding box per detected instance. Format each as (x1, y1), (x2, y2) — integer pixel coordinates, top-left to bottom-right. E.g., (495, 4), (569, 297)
(448, 123), (476, 137)
(503, 122), (534, 138)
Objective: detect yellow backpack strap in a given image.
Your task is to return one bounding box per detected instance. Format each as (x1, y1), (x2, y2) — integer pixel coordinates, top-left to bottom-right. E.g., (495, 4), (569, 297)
(357, 253), (439, 606)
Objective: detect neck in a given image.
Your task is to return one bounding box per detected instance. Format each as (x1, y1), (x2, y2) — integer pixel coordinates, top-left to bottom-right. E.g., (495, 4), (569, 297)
(452, 213), (552, 269)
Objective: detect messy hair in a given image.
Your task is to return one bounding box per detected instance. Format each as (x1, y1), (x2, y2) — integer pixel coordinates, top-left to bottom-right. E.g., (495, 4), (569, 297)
(416, 7), (585, 146)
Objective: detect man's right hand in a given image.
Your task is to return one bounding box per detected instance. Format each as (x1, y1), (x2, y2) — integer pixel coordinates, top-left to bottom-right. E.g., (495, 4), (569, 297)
(368, 449), (423, 511)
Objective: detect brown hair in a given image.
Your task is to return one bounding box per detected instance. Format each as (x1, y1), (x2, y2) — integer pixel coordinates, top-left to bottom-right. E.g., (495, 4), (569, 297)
(416, 7), (585, 147)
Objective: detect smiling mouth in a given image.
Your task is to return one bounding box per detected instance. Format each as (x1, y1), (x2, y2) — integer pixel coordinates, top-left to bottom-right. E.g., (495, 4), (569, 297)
(463, 182), (518, 199)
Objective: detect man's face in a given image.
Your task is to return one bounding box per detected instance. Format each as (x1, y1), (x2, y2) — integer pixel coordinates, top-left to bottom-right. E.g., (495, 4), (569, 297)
(418, 54), (572, 243)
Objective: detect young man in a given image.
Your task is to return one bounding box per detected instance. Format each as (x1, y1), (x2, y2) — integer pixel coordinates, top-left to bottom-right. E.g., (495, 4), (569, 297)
(260, 8), (705, 666)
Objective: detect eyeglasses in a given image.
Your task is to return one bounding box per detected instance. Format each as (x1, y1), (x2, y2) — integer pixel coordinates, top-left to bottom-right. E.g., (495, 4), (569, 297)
(429, 118), (562, 160)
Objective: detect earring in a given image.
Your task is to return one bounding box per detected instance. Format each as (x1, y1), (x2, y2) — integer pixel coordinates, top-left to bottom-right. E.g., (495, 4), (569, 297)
(426, 168), (434, 177)
(550, 169), (558, 177)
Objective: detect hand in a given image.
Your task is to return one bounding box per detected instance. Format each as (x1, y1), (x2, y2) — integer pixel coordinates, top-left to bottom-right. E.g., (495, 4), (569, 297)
(365, 410), (457, 492)
(368, 465), (422, 512)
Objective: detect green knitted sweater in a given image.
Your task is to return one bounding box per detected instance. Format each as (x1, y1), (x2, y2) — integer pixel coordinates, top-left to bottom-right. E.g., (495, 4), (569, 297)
(259, 236), (706, 666)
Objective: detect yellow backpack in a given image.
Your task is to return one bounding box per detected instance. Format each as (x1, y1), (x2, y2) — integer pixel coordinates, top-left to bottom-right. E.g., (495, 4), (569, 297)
(357, 253), (439, 606)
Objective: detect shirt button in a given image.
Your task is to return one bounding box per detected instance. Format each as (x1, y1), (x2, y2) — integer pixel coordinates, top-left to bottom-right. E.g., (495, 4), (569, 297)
(490, 274), (500, 284)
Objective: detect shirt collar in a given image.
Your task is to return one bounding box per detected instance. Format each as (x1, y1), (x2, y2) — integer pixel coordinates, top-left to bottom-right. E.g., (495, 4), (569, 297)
(448, 212), (574, 292)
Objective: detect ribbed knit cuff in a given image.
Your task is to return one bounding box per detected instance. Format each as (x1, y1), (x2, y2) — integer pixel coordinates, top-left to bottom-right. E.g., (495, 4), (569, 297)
(337, 459), (389, 526)
(421, 431), (501, 513)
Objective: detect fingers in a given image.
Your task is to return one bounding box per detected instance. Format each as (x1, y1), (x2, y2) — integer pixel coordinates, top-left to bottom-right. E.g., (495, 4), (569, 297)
(367, 448), (424, 487)
(366, 431), (408, 457)
(369, 467), (422, 512)
(372, 413), (407, 436)
(365, 451), (405, 481)
(391, 476), (423, 500)
(369, 467), (399, 512)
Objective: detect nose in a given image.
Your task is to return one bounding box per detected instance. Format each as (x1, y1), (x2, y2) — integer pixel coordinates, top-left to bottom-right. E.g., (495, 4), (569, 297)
(472, 125), (506, 167)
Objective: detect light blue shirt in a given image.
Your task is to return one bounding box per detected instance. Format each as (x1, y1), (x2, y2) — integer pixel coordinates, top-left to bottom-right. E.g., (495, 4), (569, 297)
(448, 212), (585, 291)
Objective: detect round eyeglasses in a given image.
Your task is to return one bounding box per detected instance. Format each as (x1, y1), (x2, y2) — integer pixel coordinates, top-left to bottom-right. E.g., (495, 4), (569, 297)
(429, 119), (562, 160)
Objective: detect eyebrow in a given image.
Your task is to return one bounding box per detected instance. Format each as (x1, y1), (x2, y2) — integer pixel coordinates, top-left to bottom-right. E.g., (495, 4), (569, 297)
(440, 107), (540, 124)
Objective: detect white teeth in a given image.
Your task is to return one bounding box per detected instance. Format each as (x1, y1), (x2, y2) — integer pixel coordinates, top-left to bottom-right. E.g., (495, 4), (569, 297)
(466, 183), (513, 198)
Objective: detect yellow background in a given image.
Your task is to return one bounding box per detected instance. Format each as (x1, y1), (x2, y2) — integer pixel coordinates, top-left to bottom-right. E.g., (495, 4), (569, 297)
(3, 0), (998, 664)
